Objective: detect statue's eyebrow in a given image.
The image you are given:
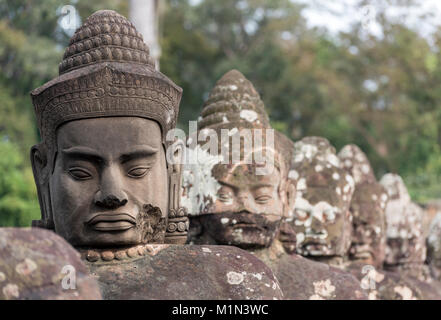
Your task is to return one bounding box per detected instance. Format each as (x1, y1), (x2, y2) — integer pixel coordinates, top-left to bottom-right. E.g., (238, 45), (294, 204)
(61, 146), (104, 164)
(251, 183), (275, 190)
(119, 145), (158, 163)
(217, 180), (238, 191)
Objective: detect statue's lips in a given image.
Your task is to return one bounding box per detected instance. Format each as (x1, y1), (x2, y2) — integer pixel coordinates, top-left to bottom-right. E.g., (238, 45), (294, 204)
(233, 222), (258, 228)
(350, 245), (373, 259)
(302, 237), (327, 249)
(279, 232), (296, 243)
(86, 213), (136, 232)
(231, 221), (268, 232)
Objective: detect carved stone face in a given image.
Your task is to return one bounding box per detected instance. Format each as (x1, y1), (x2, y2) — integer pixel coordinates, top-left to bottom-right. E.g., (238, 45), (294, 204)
(348, 182), (388, 268)
(385, 219), (426, 271)
(48, 117), (168, 247)
(198, 162), (285, 249)
(380, 174), (426, 273)
(291, 160), (354, 257)
(383, 204), (426, 269)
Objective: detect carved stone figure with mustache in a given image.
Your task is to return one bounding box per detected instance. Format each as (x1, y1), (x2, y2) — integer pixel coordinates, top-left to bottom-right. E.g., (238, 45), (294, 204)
(185, 71), (366, 299)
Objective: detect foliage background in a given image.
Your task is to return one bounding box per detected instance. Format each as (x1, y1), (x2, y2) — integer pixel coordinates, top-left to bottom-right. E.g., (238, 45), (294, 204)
(0, 0), (440, 226)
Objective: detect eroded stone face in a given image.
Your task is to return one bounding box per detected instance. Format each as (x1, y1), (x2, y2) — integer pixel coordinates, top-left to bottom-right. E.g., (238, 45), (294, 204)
(293, 168), (353, 256)
(380, 174), (426, 276)
(49, 117), (168, 247)
(289, 137), (354, 259)
(348, 182), (388, 268)
(198, 162), (285, 249)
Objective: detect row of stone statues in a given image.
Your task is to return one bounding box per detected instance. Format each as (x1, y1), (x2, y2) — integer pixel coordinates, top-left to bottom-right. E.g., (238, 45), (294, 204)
(1, 9), (441, 300)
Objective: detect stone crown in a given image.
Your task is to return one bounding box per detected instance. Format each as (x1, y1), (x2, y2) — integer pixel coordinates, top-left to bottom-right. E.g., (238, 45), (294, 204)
(60, 10), (155, 74)
(31, 10), (182, 154)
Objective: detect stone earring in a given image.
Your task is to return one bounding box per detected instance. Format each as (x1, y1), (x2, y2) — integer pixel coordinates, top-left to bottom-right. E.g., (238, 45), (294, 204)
(164, 157), (189, 244)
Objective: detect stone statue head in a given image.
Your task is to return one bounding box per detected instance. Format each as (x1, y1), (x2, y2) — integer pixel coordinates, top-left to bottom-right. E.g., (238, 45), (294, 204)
(380, 174), (426, 275)
(348, 181), (388, 268)
(338, 144), (388, 268)
(289, 137), (354, 258)
(30, 10), (185, 248)
(183, 70), (295, 249)
(338, 144), (376, 186)
(427, 213), (441, 281)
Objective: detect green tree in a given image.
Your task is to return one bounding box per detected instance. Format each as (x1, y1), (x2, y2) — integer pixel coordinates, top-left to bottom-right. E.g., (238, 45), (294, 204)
(0, 140), (40, 226)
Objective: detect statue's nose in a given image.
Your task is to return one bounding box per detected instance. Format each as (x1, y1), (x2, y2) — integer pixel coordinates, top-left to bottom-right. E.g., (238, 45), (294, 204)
(95, 194), (128, 209)
(236, 192), (254, 214)
(94, 167), (128, 209)
(310, 215), (325, 232)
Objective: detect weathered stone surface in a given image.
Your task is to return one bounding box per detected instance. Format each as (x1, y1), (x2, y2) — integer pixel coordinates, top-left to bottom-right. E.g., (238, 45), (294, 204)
(338, 144), (376, 186)
(197, 69), (271, 130)
(291, 136), (340, 168)
(253, 240), (367, 300)
(85, 244), (283, 300)
(0, 227), (101, 300)
(346, 262), (441, 300)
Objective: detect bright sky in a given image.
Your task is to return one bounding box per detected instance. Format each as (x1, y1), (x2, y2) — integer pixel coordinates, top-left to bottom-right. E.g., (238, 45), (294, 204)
(62, 0), (441, 44)
(295, 0), (441, 41)
(188, 0), (441, 42)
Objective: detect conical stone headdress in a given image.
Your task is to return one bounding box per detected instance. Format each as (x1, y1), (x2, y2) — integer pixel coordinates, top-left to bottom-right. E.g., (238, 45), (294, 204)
(31, 10), (182, 156)
(198, 69), (271, 130)
(196, 69), (293, 162)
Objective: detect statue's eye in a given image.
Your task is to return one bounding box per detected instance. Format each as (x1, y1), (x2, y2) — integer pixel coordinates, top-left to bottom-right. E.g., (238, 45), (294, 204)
(255, 195), (271, 204)
(68, 167), (92, 180)
(218, 193), (232, 202)
(127, 167), (150, 178)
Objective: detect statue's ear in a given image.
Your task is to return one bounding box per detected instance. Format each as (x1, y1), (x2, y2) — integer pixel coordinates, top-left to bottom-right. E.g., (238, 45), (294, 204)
(30, 144), (54, 230)
(165, 138), (188, 244)
(171, 138), (185, 175)
(30, 144), (46, 183)
(284, 178), (296, 219)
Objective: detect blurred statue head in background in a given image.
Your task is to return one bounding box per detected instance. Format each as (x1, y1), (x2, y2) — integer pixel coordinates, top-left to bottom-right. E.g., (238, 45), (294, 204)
(288, 137), (354, 261)
(427, 213), (441, 281)
(348, 181), (388, 268)
(380, 173), (426, 276)
(30, 10), (185, 248)
(338, 144), (388, 268)
(183, 70), (295, 249)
